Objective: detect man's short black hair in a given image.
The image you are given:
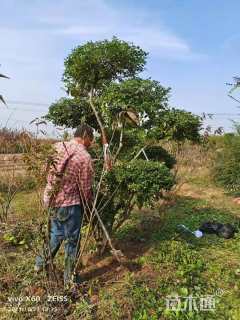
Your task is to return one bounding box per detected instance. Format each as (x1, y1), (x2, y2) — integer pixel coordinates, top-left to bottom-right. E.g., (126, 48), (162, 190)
(74, 124), (94, 139)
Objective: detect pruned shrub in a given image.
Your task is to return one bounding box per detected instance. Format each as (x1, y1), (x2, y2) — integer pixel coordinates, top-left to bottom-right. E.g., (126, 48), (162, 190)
(213, 134), (240, 192)
(95, 159), (175, 234)
(109, 159), (174, 206)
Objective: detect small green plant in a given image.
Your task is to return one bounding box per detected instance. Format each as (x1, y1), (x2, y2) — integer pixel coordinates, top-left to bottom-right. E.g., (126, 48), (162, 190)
(73, 298), (94, 319)
(0, 172), (25, 222)
(3, 222), (34, 246)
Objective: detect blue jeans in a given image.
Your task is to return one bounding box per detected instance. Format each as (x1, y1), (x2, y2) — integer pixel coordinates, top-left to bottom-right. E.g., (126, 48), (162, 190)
(35, 204), (83, 286)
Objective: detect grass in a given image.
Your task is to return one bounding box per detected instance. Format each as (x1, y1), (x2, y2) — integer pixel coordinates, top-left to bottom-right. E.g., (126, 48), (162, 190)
(1, 155), (240, 319)
(112, 197), (240, 319)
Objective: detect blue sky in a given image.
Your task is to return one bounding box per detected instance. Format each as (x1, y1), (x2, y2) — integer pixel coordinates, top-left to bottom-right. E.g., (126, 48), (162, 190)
(0, 0), (239, 135)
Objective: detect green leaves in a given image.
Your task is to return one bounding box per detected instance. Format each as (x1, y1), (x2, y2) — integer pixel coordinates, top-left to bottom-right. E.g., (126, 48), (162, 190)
(148, 108), (202, 142)
(106, 159), (175, 208)
(100, 78), (170, 129)
(3, 223), (34, 246)
(213, 134), (240, 191)
(45, 97), (98, 129)
(63, 37), (148, 96)
(3, 233), (25, 245)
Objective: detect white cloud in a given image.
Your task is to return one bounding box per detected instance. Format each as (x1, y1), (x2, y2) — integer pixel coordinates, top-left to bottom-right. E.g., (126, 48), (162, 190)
(0, 0), (205, 65)
(56, 25), (109, 36)
(119, 27), (190, 54)
(56, 24), (190, 52)
(38, 0), (116, 27)
(36, 0), (200, 60)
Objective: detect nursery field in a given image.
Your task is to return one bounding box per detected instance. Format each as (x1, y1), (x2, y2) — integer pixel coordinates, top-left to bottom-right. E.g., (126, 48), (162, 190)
(1, 3), (240, 319)
(1, 144), (240, 320)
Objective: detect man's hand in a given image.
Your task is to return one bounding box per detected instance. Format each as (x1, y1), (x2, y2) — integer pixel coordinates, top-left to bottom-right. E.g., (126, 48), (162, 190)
(103, 154), (112, 171)
(43, 200), (50, 210)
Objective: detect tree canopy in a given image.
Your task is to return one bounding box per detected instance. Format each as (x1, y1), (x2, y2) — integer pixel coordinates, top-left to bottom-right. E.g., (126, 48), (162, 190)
(63, 36), (147, 97)
(46, 37), (201, 143)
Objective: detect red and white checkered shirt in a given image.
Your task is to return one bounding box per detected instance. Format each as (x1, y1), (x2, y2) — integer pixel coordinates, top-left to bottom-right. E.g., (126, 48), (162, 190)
(43, 140), (94, 208)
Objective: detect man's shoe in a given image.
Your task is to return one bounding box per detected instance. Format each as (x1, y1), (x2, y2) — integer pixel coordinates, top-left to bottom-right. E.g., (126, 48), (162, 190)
(34, 261), (55, 273)
(34, 264), (43, 272)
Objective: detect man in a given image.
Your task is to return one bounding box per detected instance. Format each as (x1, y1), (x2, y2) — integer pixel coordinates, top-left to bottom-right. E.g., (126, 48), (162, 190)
(35, 124), (94, 288)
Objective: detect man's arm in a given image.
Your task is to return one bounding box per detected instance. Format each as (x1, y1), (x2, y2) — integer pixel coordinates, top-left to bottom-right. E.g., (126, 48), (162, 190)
(42, 142), (63, 208)
(43, 160), (57, 208)
(77, 155), (94, 204)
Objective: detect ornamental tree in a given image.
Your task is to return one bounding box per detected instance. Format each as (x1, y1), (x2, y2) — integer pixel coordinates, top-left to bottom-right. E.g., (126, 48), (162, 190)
(45, 38), (201, 247)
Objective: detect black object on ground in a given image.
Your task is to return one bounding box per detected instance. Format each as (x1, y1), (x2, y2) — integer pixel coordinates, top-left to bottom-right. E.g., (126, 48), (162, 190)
(199, 221), (236, 239)
(217, 223), (236, 239)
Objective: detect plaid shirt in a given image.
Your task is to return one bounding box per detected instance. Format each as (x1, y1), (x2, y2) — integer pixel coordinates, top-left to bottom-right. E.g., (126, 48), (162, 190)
(43, 140), (94, 208)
